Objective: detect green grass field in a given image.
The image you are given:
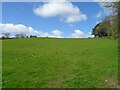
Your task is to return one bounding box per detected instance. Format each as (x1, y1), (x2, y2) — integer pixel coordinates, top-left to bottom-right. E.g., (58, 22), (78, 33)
(2, 38), (118, 88)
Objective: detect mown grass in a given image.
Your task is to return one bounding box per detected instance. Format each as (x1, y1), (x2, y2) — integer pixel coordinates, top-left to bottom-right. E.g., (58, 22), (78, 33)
(2, 38), (118, 88)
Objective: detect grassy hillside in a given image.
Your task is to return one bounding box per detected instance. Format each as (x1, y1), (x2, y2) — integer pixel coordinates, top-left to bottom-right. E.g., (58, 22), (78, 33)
(2, 38), (118, 88)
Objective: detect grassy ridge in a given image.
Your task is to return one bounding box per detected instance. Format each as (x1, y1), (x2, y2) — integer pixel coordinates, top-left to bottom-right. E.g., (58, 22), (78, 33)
(2, 38), (118, 88)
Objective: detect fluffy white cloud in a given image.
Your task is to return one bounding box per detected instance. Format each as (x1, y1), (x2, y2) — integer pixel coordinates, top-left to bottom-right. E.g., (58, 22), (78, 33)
(87, 31), (94, 38)
(33, 0), (87, 23)
(0, 23), (64, 38)
(49, 29), (63, 38)
(71, 29), (94, 38)
(0, 23), (41, 35)
(71, 29), (85, 38)
(0, 23), (94, 38)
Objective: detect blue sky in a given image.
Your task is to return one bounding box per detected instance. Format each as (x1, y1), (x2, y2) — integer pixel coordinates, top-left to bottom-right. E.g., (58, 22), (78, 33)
(1, 1), (107, 38)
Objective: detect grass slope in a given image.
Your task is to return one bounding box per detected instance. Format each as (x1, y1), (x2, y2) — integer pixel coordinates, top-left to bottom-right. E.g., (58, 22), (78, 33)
(2, 38), (118, 88)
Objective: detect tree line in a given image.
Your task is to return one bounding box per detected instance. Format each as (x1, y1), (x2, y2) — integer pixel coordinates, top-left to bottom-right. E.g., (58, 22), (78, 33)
(1, 33), (37, 39)
(92, 2), (120, 39)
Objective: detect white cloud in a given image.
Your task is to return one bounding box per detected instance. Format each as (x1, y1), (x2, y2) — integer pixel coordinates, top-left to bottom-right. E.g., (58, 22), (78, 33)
(0, 23), (64, 38)
(0, 23), (35, 34)
(49, 29), (63, 38)
(71, 29), (85, 38)
(87, 31), (94, 38)
(0, 23), (94, 38)
(71, 29), (94, 38)
(33, 0), (87, 23)
(0, 23), (44, 36)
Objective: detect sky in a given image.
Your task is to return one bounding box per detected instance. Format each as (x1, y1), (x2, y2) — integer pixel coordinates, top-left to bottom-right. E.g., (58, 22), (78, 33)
(1, 0), (111, 38)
